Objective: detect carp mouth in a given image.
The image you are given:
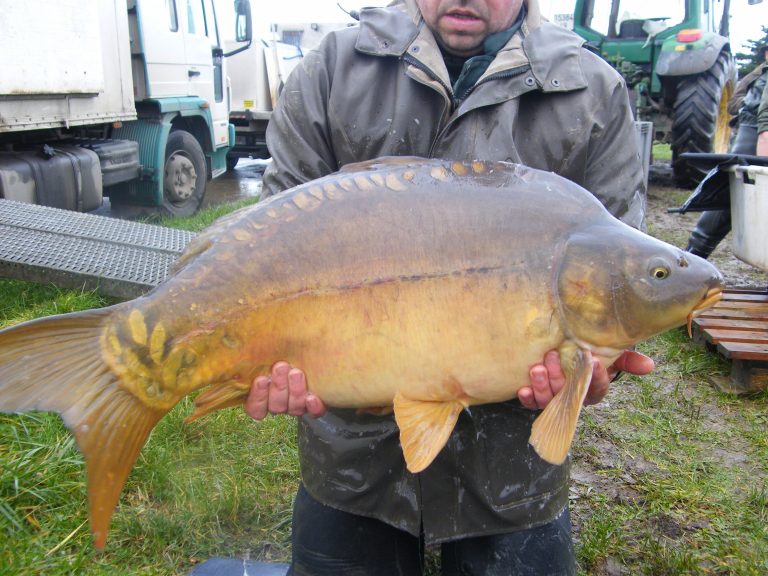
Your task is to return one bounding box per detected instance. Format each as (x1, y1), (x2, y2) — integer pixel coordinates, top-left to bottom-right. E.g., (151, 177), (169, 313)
(686, 286), (724, 337)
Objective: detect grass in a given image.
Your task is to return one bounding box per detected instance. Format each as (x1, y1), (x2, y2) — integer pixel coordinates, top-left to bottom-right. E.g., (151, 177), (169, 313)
(571, 330), (768, 575)
(652, 142), (672, 162)
(2, 194), (768, 574)
(150, 198), (259, 232)
(0, 405), (299, 574)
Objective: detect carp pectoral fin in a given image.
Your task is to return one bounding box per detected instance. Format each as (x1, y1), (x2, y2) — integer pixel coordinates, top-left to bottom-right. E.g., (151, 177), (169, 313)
(186, 380), (252, 422)
(528, 345), (593, 465)
(0, 306), (167, 549)
(393, 392), (464, 473)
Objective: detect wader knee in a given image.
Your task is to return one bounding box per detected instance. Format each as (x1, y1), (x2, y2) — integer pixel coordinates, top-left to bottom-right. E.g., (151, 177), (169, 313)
(686, 210), (731, 259)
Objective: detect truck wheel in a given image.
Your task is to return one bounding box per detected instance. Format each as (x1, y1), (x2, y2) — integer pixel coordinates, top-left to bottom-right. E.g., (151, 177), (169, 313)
(226, 154), (239, 171)
(670, 51), (735, 187)
(163, 130), (206, 217)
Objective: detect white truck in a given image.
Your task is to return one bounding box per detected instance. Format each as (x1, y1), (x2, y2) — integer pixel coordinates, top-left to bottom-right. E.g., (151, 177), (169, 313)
(0, 0), (252, 216)
(225, 21), (354, 168)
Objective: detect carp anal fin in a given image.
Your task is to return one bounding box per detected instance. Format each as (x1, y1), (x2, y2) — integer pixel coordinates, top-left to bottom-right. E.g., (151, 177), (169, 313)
(528, 344), (593, 465)
(0, 308), (165, 549)
(393, 392), (464, 473)
(185, 379), (252, 422)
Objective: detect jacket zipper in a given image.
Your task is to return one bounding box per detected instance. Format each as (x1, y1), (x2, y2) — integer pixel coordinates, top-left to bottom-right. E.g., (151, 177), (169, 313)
(403, 53), (455, 154)
(431, 64), (533, 157)
(455, 65), (532, 102)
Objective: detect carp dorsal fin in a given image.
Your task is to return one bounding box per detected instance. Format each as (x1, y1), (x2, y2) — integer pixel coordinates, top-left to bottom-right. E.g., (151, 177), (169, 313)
(393, 392), (465, 473)
(338, 156), (429, 173)
(528, 343), (593, 465)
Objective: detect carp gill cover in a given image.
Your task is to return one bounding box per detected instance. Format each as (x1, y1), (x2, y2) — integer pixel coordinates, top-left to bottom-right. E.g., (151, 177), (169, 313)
(0, 157), (723, 548)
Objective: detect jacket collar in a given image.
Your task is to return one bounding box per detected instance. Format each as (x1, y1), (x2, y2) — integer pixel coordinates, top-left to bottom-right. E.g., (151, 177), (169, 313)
(355, 0), (587, 93)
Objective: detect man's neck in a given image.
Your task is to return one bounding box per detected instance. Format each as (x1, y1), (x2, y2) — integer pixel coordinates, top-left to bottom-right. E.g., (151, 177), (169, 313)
(440, 5), (527, 96)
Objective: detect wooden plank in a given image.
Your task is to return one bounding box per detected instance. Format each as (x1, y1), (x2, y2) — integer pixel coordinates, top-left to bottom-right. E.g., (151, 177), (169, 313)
(692, 289), (768, 382)
(712, 301), (768, 310)
(693, 318), (768, 331)
(717, 341), (768, 361)
(703, 329), (768, 344)
(722, 292), (768, 302)
(697, 309), (768, 320)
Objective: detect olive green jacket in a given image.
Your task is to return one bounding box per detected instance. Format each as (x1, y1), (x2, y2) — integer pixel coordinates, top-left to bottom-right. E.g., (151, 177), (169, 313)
(737, 63), (768, 129)
(262, 0), (645, 543)
(727, 62), (767, 117)
(756, 68), (768, 135)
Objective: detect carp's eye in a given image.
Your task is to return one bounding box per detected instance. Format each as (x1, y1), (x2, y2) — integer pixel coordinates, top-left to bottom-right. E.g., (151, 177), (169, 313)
(651, 266), (670, 280)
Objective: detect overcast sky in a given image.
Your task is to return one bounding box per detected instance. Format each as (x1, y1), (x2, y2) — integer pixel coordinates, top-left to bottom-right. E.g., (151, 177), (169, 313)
(224, 0), (765, 52)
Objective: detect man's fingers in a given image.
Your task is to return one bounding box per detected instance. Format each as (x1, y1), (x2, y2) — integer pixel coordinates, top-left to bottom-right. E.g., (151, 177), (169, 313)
(542, 351), (566, 396)
(612, 350), (655, 375)
(267, 362), (291, 414)
(529, 364), (554, 409)
(244, 375), (271, 420)
(585, 359), (610, 406)
(306, 394), (327, 417)
(517, 386), (537, 410)
(287, 368), (308, 416)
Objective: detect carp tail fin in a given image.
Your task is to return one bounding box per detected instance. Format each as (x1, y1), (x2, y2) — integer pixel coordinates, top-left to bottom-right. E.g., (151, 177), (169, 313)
(394, 392), (465, 473)
(0, 308), (165, 549)
(529, 345), (593, 465)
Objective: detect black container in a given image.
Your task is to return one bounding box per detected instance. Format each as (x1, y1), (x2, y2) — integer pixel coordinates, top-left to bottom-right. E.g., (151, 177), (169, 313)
(0, 145), (103, 212)
(70, 138), (140, 187)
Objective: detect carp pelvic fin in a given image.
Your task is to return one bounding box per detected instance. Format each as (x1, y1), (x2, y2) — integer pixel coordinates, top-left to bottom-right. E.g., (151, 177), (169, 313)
(393, 392), (465, 473)
(0, 307), (166, 549)
(528, 344), (593, 465)
(186, 379), (252, 422)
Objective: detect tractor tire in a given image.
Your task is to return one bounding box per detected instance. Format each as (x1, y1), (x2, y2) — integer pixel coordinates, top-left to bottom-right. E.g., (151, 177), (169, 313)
(670, 51), (735, 188)
(162, 130), (207, 217)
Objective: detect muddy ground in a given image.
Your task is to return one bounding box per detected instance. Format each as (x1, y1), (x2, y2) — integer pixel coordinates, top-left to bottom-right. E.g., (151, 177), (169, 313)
(568, 164), (767, 574)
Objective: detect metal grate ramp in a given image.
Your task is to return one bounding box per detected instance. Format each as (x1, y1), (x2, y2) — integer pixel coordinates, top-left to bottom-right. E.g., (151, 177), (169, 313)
(0, 199), (196, 299)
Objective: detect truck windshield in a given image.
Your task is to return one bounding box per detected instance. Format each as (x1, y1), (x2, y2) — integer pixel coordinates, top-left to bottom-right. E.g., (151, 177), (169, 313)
(583, 0), (687, 37)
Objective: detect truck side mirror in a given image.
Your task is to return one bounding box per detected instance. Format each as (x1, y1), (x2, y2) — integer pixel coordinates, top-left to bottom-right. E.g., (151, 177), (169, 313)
(235, 0), (252, 43)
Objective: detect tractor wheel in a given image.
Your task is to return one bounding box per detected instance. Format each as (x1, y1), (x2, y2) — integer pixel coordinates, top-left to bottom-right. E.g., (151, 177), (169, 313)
(670, 51), (735, 188)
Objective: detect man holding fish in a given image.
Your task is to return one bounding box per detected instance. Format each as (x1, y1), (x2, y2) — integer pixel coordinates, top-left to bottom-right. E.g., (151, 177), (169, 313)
(245, 0), (655, 574)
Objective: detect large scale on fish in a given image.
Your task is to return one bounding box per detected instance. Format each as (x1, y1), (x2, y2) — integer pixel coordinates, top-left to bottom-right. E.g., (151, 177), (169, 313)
(0, 157), (723, 548)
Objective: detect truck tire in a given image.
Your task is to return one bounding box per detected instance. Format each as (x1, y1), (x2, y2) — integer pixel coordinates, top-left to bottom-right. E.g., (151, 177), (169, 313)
(163, 130), (206, 217)
(670, 51), (735, 187)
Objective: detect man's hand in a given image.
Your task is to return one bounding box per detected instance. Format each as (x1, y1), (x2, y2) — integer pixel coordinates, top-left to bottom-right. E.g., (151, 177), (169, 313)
(518, 349), (655, 410)
(244, 361), (326, 421)
(757, 130), (768, 157)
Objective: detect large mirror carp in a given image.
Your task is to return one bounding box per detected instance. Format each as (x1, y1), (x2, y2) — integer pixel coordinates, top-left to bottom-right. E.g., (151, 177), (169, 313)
(0, 157), (723, 548)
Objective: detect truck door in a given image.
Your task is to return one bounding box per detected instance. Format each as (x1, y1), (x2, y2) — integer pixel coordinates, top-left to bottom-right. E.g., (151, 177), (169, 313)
(136, 0), (229, 148)
(179, 0), (230, 148)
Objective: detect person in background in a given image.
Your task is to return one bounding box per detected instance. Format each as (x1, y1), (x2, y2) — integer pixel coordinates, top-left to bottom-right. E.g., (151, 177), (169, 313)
(686, 43), (768, 259)
(245, 1), (654, 574)
(757, 45), (768, 156)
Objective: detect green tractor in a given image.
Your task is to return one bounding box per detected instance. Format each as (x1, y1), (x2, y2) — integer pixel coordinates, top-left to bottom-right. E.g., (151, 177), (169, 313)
(571, 0), (742, 186)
